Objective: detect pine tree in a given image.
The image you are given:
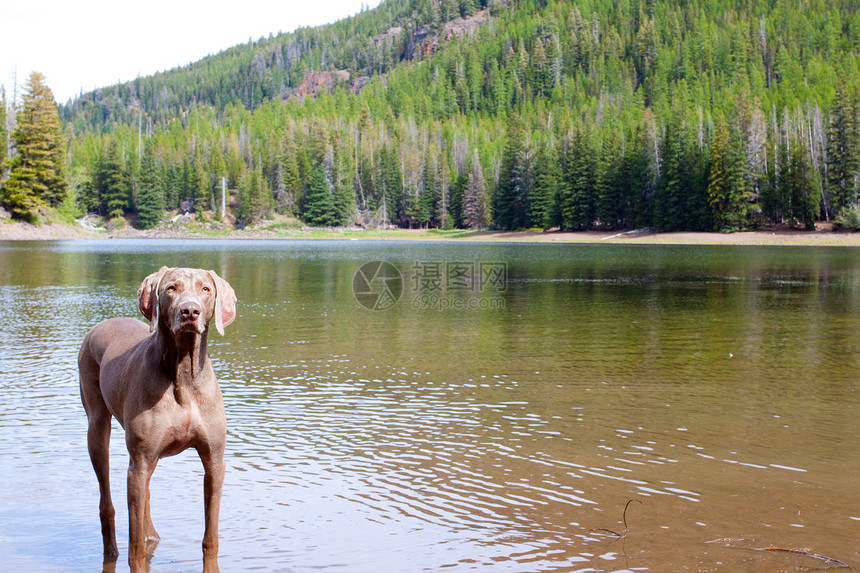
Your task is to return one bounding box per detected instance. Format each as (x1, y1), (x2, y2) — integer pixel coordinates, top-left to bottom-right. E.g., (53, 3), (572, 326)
(595, 130), (625, 230)
(236, 161), (272, 227)
(560, 125), (597, 230)
(192, 153), (211, 211)
(707, 117), (738, 231)
(2, 72), (68, 221)
(303, 163), (337, 226)
(624, 128), (652, 229)
(448, 171), (468, 228)
(332, 141), (356, 227)
(655, 116), (685, 231)
(76, 166), (100, 214)
(528, 139), (560, 230)
(827, 83), (860, 214)
(0, 87), (7, 175)
(723, 101), (758, 230)
(278, 136), (301, 215)
(459, 0), (478, 18)
(463, 148), (489, 229)
(418, 152), (438, 228)
(98, 139), (127, 219)
(164, 164), (181, 210)
(788, 132), (821, 230)
(495, 113), (529, 230)
(382, 146), (403, 226)
(137, 141), (164, 228)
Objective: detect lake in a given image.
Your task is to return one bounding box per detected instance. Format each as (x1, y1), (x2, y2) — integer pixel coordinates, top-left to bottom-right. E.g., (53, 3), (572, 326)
(1, 239), (859, 572)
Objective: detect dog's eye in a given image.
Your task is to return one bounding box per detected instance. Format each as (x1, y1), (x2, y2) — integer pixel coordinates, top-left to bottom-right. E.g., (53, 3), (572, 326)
(165, 285), (176, 292)
(202, 286), (211, 293)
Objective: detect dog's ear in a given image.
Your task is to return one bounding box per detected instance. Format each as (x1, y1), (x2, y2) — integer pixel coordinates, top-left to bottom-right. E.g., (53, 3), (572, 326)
(208, 270), (237, 336)
(138, 267), (170, 332)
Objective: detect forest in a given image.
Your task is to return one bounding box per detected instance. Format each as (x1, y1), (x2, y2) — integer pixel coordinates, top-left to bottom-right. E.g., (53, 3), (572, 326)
(2, 0), (860, 232)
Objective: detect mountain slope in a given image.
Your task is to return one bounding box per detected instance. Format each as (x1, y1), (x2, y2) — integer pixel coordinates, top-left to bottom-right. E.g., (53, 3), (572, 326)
(51, 0), (860, 232)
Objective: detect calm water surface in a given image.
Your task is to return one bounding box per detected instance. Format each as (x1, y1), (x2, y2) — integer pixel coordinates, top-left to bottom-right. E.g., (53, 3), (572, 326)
(1, 239), (859, 572)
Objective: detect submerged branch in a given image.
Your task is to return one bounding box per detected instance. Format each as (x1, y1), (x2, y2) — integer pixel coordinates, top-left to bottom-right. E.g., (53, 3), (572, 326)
(752, 546), (853, 569)
(707, 538), (854, 570)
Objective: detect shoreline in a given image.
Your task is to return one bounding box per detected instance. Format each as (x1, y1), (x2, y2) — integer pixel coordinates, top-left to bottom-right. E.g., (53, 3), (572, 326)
(3, 219), (860, 246)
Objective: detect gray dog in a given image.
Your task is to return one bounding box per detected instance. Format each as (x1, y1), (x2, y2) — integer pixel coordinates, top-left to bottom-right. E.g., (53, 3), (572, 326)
(79, 267), (236, 572)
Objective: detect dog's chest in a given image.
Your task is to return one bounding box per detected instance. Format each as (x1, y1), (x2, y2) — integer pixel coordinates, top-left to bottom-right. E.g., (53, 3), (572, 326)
(161, 400), (203, 457)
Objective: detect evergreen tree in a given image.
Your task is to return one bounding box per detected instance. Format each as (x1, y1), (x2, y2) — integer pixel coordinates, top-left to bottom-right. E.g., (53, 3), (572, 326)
(381, 146), (403, 226)
(560, 125), (597, 230)
(724, 102), (758, 230)
(459, 0), (479, 18)
(707, 114), (754, 231)
(303, 163), (337, 226)
(76, 166), (100, 215)
(624, 128), (652, 229)
(448, 171), (468, 228)
(760, 134), (783, 225)
(137, 141), (164, 228)
(775, 130), (792, 223)
(417, 152), (438, 228)
(192, 153), (211, 211)
(463, 148), (489, 229)
(98, 139), (127, 219)
(655, 116), (686, 231)
(333, 176), (356, 227)
(595, 130), (625, 230)
(164, 164), (181, 210)
(528, 139), (560, 230)
(2, 72), (68, 221)
(0, 87), (7, 176)
(827, 83), (860, 213)
(236, 161), (272, 226)
(788, 132), (821, 230)
(278, 136), (301, 215)
(495, 113), (529, 230)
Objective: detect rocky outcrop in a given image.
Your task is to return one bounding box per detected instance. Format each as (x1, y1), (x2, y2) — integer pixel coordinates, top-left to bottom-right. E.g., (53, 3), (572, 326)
(291, 10), (490, 102)
(405, 9), (490, 60)
(291, 70), (370, 102)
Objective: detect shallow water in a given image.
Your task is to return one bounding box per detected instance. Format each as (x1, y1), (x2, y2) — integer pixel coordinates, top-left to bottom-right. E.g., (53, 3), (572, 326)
(1, 239), (859, 572)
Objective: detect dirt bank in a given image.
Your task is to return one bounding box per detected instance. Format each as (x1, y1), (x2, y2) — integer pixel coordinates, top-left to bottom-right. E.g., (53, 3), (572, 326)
(3, 219), (860, 246)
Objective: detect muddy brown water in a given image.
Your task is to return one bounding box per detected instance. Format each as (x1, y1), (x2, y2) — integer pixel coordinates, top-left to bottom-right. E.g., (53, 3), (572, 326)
(1, 239), (859, 572)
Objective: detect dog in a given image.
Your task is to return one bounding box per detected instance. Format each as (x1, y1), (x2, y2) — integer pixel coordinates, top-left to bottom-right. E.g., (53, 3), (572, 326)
(78, 267), (236, 572)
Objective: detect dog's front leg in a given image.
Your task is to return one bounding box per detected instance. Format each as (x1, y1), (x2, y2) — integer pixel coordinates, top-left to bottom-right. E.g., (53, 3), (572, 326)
(86, 413), (119, 562)
(127, 456), (157, 573)
(199, 444), (225, 573)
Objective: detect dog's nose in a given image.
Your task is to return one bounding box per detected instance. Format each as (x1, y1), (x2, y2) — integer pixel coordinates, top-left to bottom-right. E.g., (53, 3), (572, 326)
(180, 302), (201, 321)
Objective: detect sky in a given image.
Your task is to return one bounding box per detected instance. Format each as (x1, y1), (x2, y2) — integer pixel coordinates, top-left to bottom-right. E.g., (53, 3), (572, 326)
(1, 0), (383, 104)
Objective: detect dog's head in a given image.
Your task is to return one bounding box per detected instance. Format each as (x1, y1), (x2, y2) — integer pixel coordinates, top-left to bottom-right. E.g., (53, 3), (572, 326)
(138, 267), (237, 336)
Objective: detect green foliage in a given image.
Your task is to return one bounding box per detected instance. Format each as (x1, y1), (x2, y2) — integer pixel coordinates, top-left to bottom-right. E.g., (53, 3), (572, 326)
(53, 0), (860, 232)
(833, 206), (860, 231)
(236, 163), (273, 227)
(495, 113), (529, 230)
(528, 139), (560, 230)
(137, 141), (164, 229)
(560, 125), (597, 231)
(0, 87), (7, 171)
(788, 132), (821, 229)
(303, 164), (338, 226)
(2, 72), (68, 221)
(827, 82), (860, 213)
(463, 148), (489, 229)
(97, 140), (127, 219)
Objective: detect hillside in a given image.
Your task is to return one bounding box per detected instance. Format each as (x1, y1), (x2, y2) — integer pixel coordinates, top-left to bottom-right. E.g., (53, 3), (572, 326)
(35, 0), (860, 232)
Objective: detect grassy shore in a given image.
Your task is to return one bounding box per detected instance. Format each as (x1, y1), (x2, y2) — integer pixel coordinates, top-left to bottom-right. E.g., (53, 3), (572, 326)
(3, 215), (860, 246)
